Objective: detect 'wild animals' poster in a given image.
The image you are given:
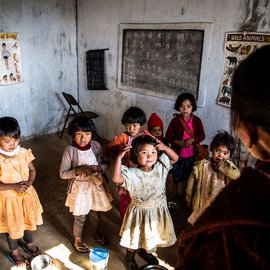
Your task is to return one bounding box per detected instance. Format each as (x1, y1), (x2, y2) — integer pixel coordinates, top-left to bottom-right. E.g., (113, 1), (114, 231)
(217, 32), (270, 107)
(0, 32), (23, 85)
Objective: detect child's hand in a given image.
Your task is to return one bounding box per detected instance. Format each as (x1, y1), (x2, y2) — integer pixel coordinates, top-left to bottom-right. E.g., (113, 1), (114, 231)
(20, 181), (31, 188)
(86, 165), (102, 174)
(14, 183), (28, 194)
(174, 140), (185, 148)
(156, 141), (166, 151)
(184, 138), (195, 147)
(75, 165), (89, 175)
(118, 145), (132, 158)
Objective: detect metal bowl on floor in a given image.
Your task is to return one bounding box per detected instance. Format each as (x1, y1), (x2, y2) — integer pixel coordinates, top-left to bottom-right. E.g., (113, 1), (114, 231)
(31, 254), (52, 270)
(139, 265), (168, 270)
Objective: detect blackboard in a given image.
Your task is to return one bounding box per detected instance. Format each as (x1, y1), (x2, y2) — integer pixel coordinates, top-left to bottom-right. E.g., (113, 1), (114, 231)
(118, 23), (212, 106)
(86, 49), (108, 90)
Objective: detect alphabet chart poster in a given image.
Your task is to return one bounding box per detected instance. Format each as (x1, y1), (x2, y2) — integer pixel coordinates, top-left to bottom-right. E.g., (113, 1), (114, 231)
(217, 32), (270, 107)
(0, 32), (23, 85)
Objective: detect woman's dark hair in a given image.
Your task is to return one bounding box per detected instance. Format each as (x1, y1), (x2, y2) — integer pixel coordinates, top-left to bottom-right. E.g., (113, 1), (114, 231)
(174, 92), (197, 112)
(121, 107), (146, 125)
(231, 45), (270, 136)
(210, 130), (236, 154)
(0, 116), (21, 139)
(130, 135), (158, 164)
(67, 116), (95, 137)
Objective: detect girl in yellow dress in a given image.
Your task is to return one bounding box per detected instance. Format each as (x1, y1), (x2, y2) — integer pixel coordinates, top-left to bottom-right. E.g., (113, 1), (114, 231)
(0, 117), (43, 268)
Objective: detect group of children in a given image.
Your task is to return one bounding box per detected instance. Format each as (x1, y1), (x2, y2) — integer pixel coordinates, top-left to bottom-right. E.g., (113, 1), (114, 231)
(0, 92), (241, 269)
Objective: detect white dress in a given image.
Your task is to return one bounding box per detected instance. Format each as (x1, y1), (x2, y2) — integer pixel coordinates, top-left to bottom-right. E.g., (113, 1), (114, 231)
(119, 153), (177, 252)
(65, 148), (112, 215)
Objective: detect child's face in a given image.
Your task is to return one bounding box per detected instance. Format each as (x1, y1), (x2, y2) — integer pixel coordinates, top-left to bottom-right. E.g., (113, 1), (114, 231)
(212, 145), (230, 165)
(0, 135), (19, 152)
(125, 123), (141, 138)
(179, 99), (193, 118)
(149, 126), (162, 139)
(74, 129), (92, 147)
(137, 143), (158, 170)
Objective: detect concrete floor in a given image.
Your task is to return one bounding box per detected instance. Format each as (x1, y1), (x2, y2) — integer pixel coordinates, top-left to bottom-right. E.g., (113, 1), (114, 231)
(0, 133), (191, 270)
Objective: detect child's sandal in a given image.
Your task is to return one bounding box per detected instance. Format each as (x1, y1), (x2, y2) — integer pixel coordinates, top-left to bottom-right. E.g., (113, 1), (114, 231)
(22, 243), (41, 258)
(73, 242), (90, 253)
(7, 252), (30, 268)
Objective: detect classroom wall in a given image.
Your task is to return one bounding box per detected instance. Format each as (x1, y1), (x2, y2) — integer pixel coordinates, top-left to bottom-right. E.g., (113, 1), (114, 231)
(77, 0), (270, 144)
(0, 0), (77, 139)
(0, 0), (269, 143)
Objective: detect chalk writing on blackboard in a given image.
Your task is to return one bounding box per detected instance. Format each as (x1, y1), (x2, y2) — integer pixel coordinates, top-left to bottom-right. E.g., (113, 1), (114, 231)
(86, 49), (108, 90)
(118, 23), (212, 106)
(121, 30), (203, 98)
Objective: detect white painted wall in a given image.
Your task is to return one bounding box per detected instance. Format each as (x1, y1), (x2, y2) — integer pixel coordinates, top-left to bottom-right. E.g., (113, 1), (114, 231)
(0, 0), (77, 139)
(0, 0), (269, 144)
(77, 0), (270, 144)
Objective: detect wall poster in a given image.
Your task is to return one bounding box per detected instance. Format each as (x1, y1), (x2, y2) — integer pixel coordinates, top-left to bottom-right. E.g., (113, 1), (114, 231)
(0, 32), (23, 85)
(217, 32), (270, 107)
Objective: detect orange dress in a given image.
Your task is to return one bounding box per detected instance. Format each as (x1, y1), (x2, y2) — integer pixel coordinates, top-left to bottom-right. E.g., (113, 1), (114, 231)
(0, 148), (43, 239)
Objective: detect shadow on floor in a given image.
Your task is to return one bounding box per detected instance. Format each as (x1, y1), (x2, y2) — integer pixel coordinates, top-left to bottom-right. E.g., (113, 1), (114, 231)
(0, 133), (191, 270)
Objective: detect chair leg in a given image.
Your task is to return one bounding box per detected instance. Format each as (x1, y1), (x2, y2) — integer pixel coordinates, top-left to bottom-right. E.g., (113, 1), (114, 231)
(60, 111), (71, 139)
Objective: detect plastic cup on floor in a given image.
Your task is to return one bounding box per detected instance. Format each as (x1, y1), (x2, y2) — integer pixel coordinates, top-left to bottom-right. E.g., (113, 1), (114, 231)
(89, 247), (109, 270)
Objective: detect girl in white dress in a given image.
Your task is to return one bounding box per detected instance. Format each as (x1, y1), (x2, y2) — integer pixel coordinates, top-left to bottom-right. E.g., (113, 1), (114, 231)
(59, 116), (112, 253)
(112, 135), (178, 270)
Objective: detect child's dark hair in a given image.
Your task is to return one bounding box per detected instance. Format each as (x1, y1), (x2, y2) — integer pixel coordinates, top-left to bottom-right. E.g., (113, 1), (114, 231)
(121, 107), (146, 125)
(68, 116), (95, 138)
(174, 92), (197, 112)
(130, 135), (158, 164)
(0, 116), (21, 139)
(210, 130), (236, 154)
(232, 44), (270, 136)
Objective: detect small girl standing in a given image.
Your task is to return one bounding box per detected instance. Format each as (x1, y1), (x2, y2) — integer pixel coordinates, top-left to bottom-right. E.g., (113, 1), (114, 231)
(0, 117), (43, 268)
(166, 92), (205, 203)
(147, 113), (169, 146)
(112, 135), (178, 270)
(59, 116), (112, 253)
(106, 106), (152, 220)
(186, 131), (240, 224)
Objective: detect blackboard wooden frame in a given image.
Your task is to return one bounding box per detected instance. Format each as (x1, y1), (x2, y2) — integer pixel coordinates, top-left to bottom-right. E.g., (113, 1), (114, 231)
(117, 23), (212, 107)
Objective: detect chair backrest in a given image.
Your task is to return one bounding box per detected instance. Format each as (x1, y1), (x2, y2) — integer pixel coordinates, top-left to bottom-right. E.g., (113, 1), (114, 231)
(62, 92), (84, 114)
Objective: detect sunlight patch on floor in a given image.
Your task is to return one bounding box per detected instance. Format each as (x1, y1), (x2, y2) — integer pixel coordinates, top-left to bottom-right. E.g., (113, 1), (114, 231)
(45, 243), (85, 270)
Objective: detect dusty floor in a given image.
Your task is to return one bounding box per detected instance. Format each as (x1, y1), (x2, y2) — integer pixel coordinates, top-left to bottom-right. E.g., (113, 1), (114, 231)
(0, 133), (191, 270)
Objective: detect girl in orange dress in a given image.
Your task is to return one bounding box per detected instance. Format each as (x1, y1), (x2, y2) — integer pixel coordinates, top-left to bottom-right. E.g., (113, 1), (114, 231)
(0, 117), (43, 268)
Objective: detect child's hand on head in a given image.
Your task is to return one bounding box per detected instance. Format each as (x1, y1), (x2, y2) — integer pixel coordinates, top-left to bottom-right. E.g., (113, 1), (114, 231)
(118, 145), (132, 158)
(156, 141), (166, 151)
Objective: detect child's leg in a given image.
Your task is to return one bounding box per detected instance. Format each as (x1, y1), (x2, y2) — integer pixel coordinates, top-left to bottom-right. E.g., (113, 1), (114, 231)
(179, 156), (195, 204)
(137, 248), (159, 265)
(74, 215), (86, 244)
(22, 230), (41, 257)
(125, 248), (138, 270)
(73, 215), (90, 253)
(90, 210), (108, 244)
(6, 234), (29, 267)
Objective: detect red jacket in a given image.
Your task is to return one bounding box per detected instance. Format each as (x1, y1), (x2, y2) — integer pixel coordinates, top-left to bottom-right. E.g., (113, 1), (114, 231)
(165, 114), (205, 155)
